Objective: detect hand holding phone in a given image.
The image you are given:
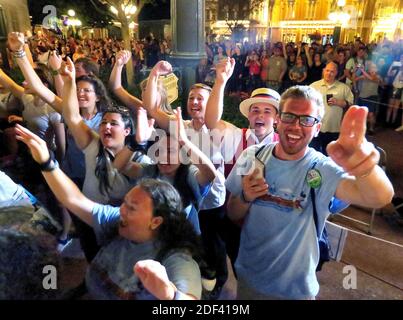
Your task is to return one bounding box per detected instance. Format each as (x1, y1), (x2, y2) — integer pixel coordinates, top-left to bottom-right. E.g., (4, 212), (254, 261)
(253, 158), (265, 180)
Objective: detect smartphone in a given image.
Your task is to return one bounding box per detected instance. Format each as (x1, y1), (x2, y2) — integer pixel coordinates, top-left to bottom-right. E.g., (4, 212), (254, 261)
(326, 94), (333, 102)
(253, 158), (265, 179)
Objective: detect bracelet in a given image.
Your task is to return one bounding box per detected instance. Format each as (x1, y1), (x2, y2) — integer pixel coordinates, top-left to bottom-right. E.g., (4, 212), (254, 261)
(50, 68), (59, 76)
(39, 157), (59, 172)
(125, 135), (146, 153)
(12, 49), (26, 59)
(240, 190), (251, 203)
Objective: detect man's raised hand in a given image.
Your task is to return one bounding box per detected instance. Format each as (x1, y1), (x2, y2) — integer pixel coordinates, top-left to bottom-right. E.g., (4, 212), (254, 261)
(327, 106), (379, 177)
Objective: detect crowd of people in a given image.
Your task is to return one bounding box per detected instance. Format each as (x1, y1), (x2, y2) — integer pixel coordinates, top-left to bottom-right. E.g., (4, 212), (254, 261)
(0, 29), (397, 300)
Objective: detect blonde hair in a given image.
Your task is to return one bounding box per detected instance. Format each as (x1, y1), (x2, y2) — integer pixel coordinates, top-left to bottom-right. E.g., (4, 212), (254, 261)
(140, 78), (173, 114)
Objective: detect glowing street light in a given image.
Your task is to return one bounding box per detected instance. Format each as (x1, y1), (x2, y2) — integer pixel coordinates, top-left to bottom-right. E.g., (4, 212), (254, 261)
(110, 6), (118, 15)
(110, 3), (137, 18)
(68, 9), (75, 17)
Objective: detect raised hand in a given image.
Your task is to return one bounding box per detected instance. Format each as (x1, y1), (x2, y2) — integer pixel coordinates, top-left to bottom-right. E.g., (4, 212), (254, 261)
(8, 32), (25, 52)
(150, 60), (172, 77)
(134, 259), (175, 300)
(215, 57), (235, 84)
(15, 124), (50, 164)
(327, 106), (379, 177)
(115, 50), (131, 67)
(59, 57), (76, 83)
(136, 107), (155, 143)
(48, 50), (63, 71)
(172, 107), (187, 144)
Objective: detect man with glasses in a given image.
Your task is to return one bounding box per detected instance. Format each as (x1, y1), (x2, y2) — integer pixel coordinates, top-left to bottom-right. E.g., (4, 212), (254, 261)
(310, 61), (354, 155)
(225, 85), (393, 299)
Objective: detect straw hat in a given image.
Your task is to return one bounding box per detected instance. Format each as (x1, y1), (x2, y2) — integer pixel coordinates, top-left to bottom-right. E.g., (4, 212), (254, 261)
(239, 88), (281, 118)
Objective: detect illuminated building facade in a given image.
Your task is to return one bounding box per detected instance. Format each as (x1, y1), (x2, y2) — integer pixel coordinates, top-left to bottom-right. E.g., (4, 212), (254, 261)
(205, 0), (402, 43)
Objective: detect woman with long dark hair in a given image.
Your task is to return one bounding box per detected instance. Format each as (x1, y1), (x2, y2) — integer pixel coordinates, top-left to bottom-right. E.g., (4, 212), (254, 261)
(113, 107), (217, 234)
(16, 123), (204, 300)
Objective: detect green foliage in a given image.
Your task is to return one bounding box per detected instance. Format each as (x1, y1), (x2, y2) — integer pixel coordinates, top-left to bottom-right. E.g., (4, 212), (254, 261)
(222, 95), (248, 128)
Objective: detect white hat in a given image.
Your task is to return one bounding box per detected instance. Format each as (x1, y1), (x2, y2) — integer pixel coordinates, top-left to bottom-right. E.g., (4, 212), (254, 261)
(239, 88), (281, 118)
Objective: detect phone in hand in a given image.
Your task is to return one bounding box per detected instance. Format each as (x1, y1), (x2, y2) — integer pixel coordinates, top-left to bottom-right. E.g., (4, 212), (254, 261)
(253, 158), (265, 180)
(326, 94), (333, 103)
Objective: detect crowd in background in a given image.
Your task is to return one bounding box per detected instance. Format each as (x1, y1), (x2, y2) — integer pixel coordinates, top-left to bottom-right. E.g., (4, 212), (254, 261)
(0, 28), (401, 300)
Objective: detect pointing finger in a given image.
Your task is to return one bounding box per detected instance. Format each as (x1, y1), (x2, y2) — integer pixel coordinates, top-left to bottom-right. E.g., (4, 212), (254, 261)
(338, 106), (367, 146)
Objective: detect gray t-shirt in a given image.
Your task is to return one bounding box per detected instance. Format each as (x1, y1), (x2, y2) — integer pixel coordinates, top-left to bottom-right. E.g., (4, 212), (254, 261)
(86, 203), (202, 300)
(21, 94), (61, 151)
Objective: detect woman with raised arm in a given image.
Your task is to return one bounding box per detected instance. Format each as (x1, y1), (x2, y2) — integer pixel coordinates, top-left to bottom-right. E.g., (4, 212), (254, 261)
(113, 107), (217, 234)
(15, 124), (203, 300)
(7, 32), (112, 253)
(142, 59), (241, 300)
(109, 50), (173, 115)
(0, 66), (65, 162)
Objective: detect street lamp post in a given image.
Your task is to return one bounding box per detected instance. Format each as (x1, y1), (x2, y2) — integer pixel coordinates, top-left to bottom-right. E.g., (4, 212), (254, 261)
(329, 0), (350, 45)
(267, 0), (276, 43)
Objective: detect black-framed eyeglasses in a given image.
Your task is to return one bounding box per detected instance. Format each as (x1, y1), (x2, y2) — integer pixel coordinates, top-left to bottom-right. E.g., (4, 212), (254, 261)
(279, 112), (320, 127)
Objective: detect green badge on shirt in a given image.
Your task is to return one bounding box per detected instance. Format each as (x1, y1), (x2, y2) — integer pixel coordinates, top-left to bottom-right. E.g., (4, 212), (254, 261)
(306, 169), (322, 188)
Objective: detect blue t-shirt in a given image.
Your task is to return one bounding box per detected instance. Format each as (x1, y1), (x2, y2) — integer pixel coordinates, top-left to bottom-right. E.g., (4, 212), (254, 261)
(140, 164), (211, 234)
(86, 203), (202, 300)
(225, 144), (348, 299)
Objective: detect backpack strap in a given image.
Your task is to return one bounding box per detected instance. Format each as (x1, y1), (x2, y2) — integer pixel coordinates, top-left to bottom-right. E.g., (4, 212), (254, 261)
(255, 144), (272, 163)
(309, 161), (321, 238)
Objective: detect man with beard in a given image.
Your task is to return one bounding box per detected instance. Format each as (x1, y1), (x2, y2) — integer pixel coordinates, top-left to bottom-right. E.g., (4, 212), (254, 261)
(225, 85), (394, 299)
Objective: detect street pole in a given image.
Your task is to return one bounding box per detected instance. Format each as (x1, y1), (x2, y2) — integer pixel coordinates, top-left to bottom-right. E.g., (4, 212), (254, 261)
(170, 0), (206, 118)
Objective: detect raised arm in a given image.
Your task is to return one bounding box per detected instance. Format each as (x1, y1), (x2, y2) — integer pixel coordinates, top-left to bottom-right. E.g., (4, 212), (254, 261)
(8, 32), (63, 114)
(305, 46), (313, 67)
(328, 106), (394, 208)
(143, 61), (175, 131)
(0, 68), (24, 99)
(109, 50), (143, 110)
(204, 57), (235, 129)
(60, 57), (95, 150)
(15, 124), (95, 226)
(47, 50), (64, 96)
(174, 107), (217, 186)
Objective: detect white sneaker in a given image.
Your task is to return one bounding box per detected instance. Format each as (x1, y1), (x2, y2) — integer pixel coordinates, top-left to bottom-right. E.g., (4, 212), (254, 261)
(395, 125), (403, 132)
